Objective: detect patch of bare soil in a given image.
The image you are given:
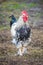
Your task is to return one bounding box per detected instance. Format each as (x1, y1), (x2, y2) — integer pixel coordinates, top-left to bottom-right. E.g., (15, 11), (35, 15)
(0, 28), (43, 65)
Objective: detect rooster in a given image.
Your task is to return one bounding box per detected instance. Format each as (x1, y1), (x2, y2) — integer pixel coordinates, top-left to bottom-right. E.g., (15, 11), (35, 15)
(10, 11), (31, 56)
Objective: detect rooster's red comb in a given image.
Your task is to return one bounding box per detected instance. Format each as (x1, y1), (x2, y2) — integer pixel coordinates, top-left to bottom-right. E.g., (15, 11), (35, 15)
(21, 10), (28, 17)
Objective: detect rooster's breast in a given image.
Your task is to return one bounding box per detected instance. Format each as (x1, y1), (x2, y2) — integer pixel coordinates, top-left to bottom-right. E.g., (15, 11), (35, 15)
(17, 26), (31, 41)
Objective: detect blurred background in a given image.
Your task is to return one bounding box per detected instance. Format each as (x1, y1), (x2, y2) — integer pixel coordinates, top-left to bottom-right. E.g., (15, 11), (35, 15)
(0, 0), (43, 65)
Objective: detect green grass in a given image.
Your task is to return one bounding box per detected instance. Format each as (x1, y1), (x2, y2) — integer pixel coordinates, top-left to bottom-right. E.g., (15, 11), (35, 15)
(0, 1), (37, 11)
(0, 25), (10, 31)
(27, 3), (37, 8)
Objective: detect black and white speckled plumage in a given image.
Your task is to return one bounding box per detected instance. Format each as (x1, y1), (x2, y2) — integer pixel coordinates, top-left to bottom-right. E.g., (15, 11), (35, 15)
(10, 14), (31, 56)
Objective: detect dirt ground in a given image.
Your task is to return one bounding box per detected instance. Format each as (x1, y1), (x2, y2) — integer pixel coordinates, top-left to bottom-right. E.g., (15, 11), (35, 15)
(0, 28), (43, 65)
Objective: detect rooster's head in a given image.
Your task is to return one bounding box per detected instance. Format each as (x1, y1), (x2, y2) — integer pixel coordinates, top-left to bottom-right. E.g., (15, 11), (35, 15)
(21, 10), (29, 22)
